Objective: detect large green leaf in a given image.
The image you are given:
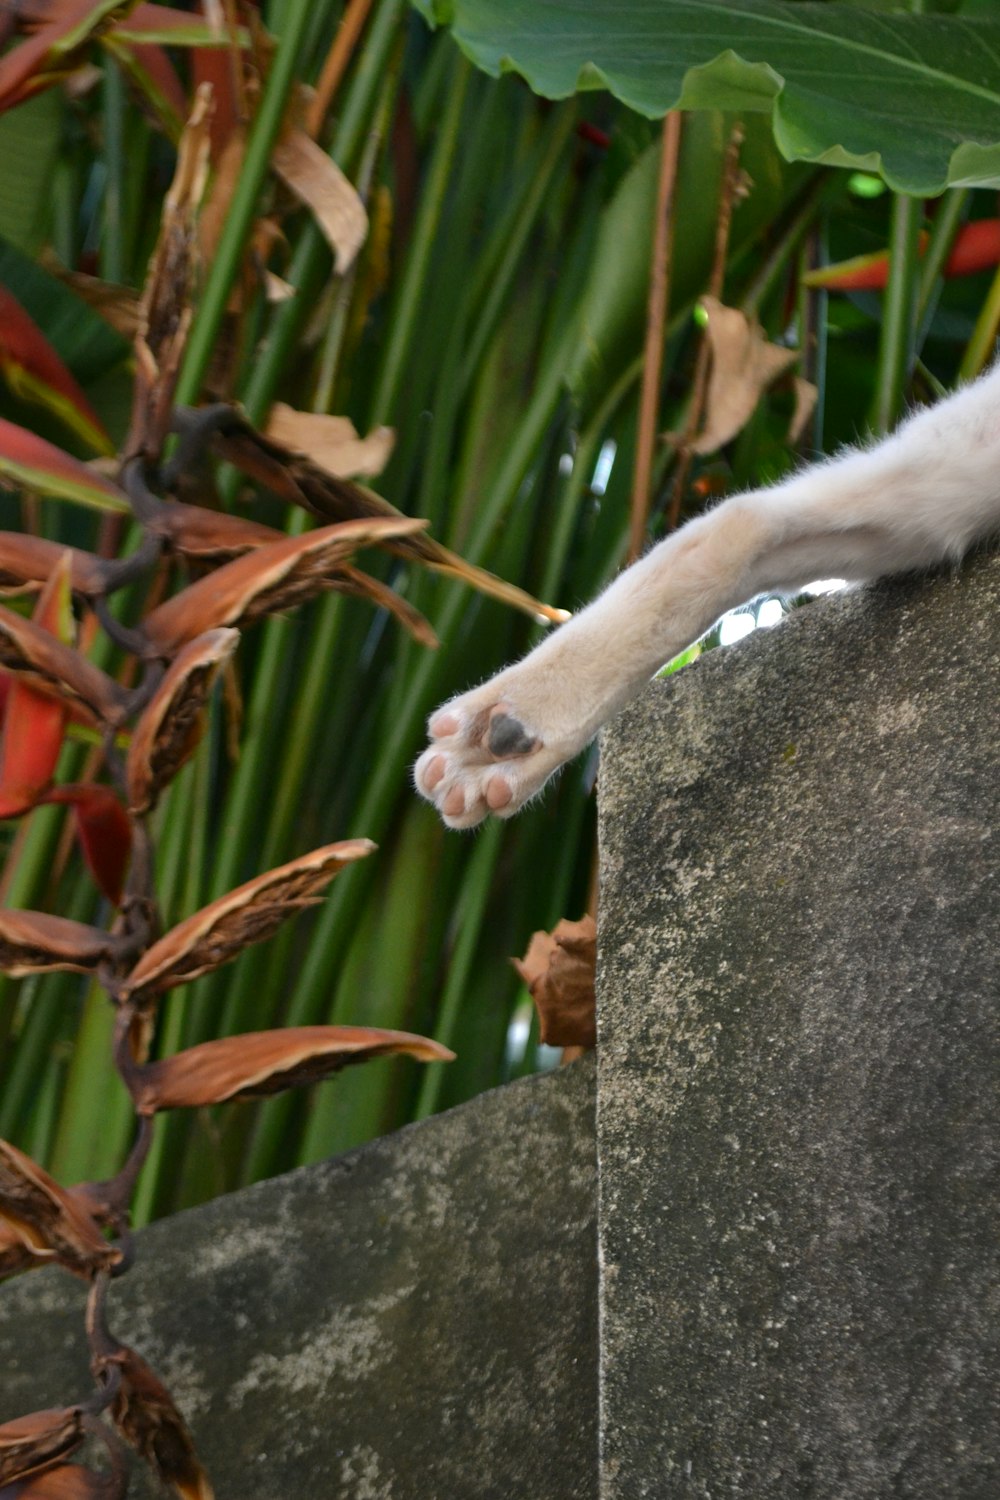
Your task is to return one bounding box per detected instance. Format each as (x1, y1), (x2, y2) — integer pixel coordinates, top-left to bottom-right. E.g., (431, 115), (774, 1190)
(412, 0), (1000, 195)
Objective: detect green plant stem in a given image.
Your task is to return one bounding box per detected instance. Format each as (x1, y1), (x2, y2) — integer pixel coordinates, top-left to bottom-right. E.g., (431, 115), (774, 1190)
(369, 57), (471, 424)
(412, 820), (501, 1119)
(100, 60), (125, 285)
(871, 191), (922, 434)
(959, 262), (1000, 382)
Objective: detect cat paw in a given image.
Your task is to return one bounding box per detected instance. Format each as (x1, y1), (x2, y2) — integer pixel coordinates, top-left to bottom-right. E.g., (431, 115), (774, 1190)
(414, 695), (564, 829)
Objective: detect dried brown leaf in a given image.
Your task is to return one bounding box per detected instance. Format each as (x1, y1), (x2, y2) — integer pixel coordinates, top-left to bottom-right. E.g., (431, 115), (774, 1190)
(106, 1346), (212, 1500)
(122, 841), (376, 1001)
(0, 1464), (119, 1498)
(141, 517), (425, 652)
(39, 253), (142, 340)
(210, 419), (570, 624)
(126, 629), (239, 813)
(0, 910), (111, 977)
(0, 1409), (84, 1487)
(271, 130), (367, 274)
(334, 564), (438, 648)
(788, 374), (819, 447)
(264, 405), (394, 480)
(149, 502), (283, 565)
(0, 535), (106, 599)
(0, 607), (124, 725)
(0, 1141), (121, 1279)
(689, 296), (798, 456)
(131, 1025), (455, 1112)
(130, 85), (212, 457)
(513, 915), (597, 1049)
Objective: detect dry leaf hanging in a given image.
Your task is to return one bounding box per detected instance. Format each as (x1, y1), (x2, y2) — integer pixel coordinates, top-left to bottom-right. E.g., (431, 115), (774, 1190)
(0, 1463), (122, 1496)
(689, 296), (798, 455)
(130, 1025), (455, 1112)
(271, 130), (367, 275)
(141, 517), (426, 652)
(0, 1140), (121, 1280)
(210, 417), (570, 625)
(0, 534), (106, 599)
(0, 607), (125, 725)
(0, 910), (111, 977)
(148, 502), (284, 566)
(122, 840), (376, 1001)
(264, 404), (394, 481)
(513, 915), (597, 1049)
(126, 628), (240, 813)
(0, 1407), (86, 1487)
(103, 1344), (213, 1500)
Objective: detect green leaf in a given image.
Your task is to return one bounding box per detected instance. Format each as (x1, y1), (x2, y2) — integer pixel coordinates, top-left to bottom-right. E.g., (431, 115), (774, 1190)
(411, 0), (1000, 195)
(0, 417), (129, 513)
(0, 239), (130, 388)
(0, 91), (62, 256)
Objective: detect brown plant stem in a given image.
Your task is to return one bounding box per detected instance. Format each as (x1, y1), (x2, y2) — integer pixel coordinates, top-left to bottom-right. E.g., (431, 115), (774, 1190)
(628, 111), (683, 565)
(306, 0), (376, 140)
(668, 122), (746, 532)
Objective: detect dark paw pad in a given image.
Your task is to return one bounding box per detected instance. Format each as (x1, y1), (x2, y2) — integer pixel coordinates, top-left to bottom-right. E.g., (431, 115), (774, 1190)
(488, 712), (537, 758)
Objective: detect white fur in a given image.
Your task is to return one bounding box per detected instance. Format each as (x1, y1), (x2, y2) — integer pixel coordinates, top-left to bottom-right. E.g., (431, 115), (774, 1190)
(415, 365), (1000, 829)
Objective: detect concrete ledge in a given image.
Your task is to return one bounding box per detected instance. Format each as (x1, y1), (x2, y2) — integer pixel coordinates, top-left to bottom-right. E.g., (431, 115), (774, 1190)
(0, 1059), (597, 1498)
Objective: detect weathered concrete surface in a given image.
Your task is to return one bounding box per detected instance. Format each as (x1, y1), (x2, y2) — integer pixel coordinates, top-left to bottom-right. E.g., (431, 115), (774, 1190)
(0, 1059), (597, 1498)
(597, 553), (1000, 1498)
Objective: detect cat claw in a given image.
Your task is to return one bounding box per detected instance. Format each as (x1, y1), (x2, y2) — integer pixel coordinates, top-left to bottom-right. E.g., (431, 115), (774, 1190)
(414, 698), (552, 829)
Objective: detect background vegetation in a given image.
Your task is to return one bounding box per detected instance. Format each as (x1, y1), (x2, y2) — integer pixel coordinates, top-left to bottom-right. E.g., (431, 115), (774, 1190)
(1, 0), (999, 1227)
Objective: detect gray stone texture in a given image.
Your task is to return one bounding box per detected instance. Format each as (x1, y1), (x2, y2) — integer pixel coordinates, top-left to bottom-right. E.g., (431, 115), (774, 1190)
(597, 553), (1000, 1498)
(0, 1059), (597, 1499)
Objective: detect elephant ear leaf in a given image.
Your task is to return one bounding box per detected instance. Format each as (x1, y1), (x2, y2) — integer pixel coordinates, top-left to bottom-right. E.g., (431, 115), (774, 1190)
(413, 0), (1000, 194)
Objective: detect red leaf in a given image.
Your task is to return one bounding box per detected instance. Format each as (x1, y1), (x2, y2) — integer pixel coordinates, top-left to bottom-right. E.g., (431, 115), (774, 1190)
(0, 418), (128, 514)
(0, 555), (74, 816)
(0, 286), (111, 455)
(42, 785), (131, 906)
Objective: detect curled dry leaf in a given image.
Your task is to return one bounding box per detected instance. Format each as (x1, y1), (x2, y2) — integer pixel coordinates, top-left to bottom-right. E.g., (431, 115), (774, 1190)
(513, 915), (597, 1050)
(0, 1464), (121, 1498)
(130, 84), (212, 458)
(0, 533), (106, 600)
(271, 130), (367, 275)
(105, 1344), (212, 1500)
(141, 517), (426, 652)
(264, 404), (394, 481)
(131, 1025), (455, 1112)
(688, 296), (798, 456)
(334, 564), (438, 649)
(0, 910), (110, 977)
(126, 629), (239, 813)
(149, 502), (283, 566)
(0, 1408), (84, 1487)
(0, 1140), (121, 1280)
(788, 375), (819, 447)
(0, 608), (125, 726)
(122, 840), (376, 1002)
(210, 418), (570, 625)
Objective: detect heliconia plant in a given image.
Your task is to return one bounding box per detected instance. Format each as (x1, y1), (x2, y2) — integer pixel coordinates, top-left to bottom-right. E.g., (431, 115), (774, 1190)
(0, 65), (568, 1497)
